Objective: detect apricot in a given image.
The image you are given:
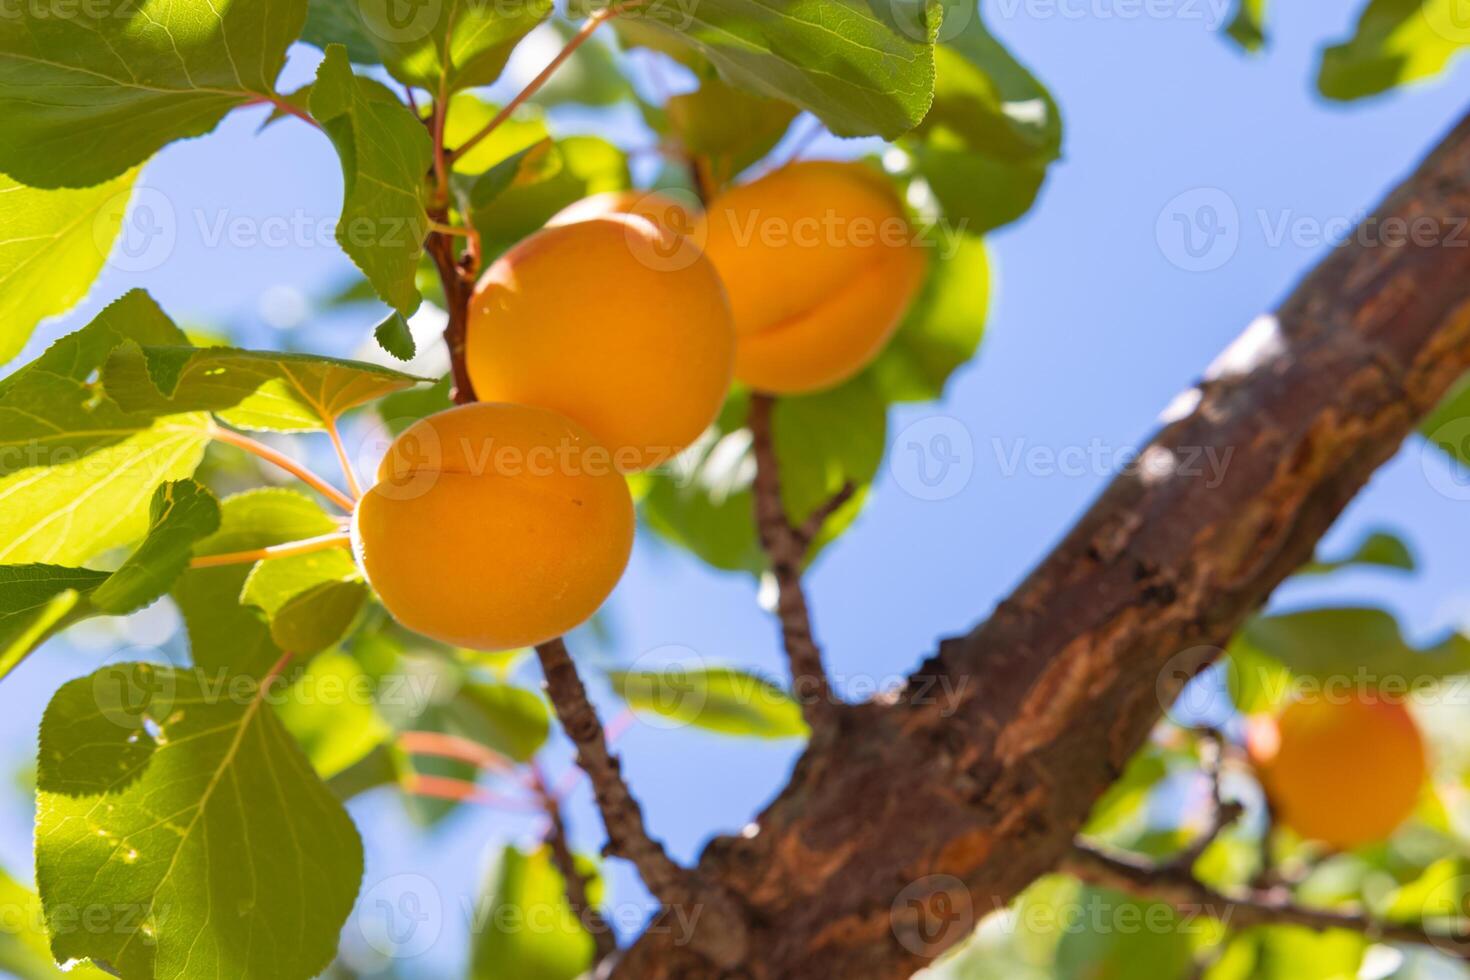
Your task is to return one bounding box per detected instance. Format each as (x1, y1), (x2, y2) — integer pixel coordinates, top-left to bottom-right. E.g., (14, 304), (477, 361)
(353, 403), (634, 650)
(1246, 693), (1426, 849)
(697, 160), (928, 394)
(547, 190), (699, 240)
(466, 215), (735, 472)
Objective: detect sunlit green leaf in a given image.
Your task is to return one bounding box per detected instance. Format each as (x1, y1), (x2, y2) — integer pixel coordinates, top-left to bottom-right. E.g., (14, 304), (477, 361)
(1297, 529), (1414, 577)
(0, 0), (306, 187)
(468, 844), (601, 980)
(241, 547), (366, 655)
(1318, 0), (1470, 101)
(277, 649), (390, 779)
(174, 489), (342, 678)
(0, 170), (138, 364)
(104, 344), (427, 432)
(665, 78), (797, 180)
(1225, 0), (1269, 52)
(311, 45), (434, 315)
(608, 666), (807, 738)
(868, 232), (986, 403)
(625, 0), (938, 140)
(37, 664), (363, 979)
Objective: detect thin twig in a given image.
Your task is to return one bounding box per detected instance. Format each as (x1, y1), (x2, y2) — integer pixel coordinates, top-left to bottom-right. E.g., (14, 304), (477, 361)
(324, 418), (363, 500)
(747, 393), (838, 733)
(208, 424), (357, 512)
(401, 774), (539, 812)
(533, 639), (690, 900)
(189, 531), (352, 569)
(533, 638), (750, 966)
(1169, 728), (1244, 872)
(452, 3), (637, 161)
(532, 762), (618, 962)
(1064, 840), (1470, 957)
(399, 730), (517, 775)
(246, 94), (321, 131)
(425, 229), (477, 404)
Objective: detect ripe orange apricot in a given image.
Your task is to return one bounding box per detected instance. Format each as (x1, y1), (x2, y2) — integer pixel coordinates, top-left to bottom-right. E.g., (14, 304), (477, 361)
(1246, 693), (1426, 849)
(697, 160), (928, 394)
(547, 190), (699, 240)
(353, 402), (634, 650)
(466, 215), (735, 472)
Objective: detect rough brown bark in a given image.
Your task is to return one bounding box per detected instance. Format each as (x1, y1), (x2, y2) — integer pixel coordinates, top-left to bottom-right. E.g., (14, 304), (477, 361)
(613, 111), (1470, 977)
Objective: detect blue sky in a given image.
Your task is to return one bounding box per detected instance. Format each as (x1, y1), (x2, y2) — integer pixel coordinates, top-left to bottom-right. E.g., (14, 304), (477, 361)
(4, 2), (1470, 975)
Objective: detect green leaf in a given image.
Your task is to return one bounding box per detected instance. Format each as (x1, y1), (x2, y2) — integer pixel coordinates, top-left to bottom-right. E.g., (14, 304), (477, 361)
(90, 480), (222, 615)
(277, 650), (390, 778)
(174, 489), (341, 678)
(532, 23), (631, 108)
(464, 139), (559, 212)
(467, 135), (629, 257)
(446, 682), (550, 763)
(0, 0), (307, 187)
(374, 311), (417, 361)
(665, 78), (797, 179)
(377, 375), (454, 434)
(1205, 926), (1366, 980)
(1224, 0), (1269, 52)
(303, 0), (383, 63)
(468, 844), (601, 980)
(642, 396), (763, 574)
(1053, 887), (1195, 980)
(908, 14), (1060, 233)
(103, 344), (427, 431)
(1421, 370), (1470, 465)
(241, 548), (367, 655)
(608, 666), (807, 738)
(311, 45), (434, 315)
(1318, 0), (1470, 101)
(0, 292), (212, 568)
(0, 566), (107, 680)
(0, 170), (139, 364)
(643, 380), (886, 572)
(444, 94), (551, 176)
(36, 664), (364, 980)
(772, 375), (886, 531)
(626, 0), (938, 140)
(0, 480), (220, 678)
(0, 868), (110, 980)
(349, 0), (553, 93)
(1237, 607), (1470, 690)
(868, 232), (986, 402)
(1297, 529), (1414, 576)
(0, 289), (192, 476)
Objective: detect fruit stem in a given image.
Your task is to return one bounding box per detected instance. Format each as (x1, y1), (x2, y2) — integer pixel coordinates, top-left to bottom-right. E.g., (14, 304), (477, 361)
(208, 423), (358, 512)
(324, 417), (364, 500)
(189, 531), (352, 569)
(452, 2), (639, 161)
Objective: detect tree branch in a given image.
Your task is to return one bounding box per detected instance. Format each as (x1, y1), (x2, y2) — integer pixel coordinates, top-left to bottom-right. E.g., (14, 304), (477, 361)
(533, 638), (749, 967)
(615, 110), (1470, 978)
(747, 392), (839, 733)
(1063, 840), (1470, 956)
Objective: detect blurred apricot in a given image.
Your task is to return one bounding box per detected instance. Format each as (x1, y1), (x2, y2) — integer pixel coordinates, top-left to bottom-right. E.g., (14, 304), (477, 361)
(547, 189), (700, 240)
(1246, 692), (1426, 849)
(698, 160), (927, 393)
(354, 402), (634, 650)
(466, 215), (734, 471)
